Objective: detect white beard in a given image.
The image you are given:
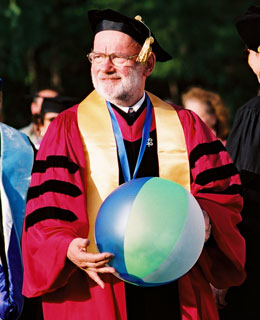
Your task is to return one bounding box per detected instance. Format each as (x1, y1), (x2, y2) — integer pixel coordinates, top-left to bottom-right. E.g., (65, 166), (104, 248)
(91, 65), (144, 106)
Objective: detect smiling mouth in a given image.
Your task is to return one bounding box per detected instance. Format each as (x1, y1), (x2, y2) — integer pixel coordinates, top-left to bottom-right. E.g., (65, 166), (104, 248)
(100, 77), (121, 81)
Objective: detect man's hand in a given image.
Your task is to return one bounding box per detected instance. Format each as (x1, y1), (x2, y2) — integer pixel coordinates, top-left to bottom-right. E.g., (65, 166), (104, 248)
(67, 238), (115, 289)
(203, 210), (212, 242)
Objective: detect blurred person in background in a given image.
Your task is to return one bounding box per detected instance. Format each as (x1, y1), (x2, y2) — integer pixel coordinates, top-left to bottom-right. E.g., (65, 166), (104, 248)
(20, 89), (58, 149)
(33, 95), (78, 145)
(223, 5), (260, 320)
(182, 87), (230, 144)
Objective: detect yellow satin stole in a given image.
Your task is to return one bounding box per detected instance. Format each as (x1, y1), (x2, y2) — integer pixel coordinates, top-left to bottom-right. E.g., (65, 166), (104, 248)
(78, 90), (190, 253)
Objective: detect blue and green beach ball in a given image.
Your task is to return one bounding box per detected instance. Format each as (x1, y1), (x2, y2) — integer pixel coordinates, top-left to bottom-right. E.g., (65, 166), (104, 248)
(95, 177), (205, 287)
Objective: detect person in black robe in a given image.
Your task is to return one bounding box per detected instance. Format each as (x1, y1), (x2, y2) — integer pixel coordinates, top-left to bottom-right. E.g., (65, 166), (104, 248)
(223, 5), (260, 319)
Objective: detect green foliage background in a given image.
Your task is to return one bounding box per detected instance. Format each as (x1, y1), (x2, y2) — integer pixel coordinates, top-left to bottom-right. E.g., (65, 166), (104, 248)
(0, 0), (258, 128)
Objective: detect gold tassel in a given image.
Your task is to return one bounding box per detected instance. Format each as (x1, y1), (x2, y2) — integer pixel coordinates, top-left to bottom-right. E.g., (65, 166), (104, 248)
(258, 45), (260, 53)
(135, 15), (154, 64)
(136, 36), (154, 63)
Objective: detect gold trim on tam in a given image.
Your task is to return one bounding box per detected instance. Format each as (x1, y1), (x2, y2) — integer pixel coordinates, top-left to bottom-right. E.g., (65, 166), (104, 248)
(78, 90), (190, 253)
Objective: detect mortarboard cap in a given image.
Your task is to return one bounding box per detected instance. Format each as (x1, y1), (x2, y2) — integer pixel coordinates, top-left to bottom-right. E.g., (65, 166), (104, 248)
(236, 5), (260, 53)
(88, 9), (172, 62)
(41, 96), (78, 115)
(0, 78), (3, 89)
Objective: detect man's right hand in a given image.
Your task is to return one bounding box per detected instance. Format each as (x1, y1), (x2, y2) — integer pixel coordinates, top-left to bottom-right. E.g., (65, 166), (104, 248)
(67, 238), (115, 289)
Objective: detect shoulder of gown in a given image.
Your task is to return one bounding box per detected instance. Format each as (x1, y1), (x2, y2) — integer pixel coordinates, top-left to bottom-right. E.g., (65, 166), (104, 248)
(226, 95), (260, 174)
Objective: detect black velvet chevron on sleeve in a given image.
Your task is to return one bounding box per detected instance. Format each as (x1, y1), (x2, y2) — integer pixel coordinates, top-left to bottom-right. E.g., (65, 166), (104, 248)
(25, 207), (78, 231)
(26, 155), (81, 230)
(189, 140), (226, 169)
(27, 180), (82, 201)
(32, 155), (79, 174)
(189, 140), (242, 195)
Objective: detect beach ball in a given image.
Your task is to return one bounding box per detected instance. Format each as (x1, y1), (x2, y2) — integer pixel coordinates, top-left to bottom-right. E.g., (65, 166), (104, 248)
(95, 177), (205, 287)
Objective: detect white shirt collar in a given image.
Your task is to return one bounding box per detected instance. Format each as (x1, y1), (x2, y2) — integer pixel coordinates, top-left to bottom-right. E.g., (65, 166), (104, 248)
(115, 93), (146, 113)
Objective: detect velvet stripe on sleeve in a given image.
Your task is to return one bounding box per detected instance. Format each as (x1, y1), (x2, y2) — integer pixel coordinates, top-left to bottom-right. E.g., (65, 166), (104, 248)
(21, 105), (127, 320)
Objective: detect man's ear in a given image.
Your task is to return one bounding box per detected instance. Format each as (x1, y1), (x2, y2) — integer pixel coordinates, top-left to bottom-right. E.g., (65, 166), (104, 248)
(144, 52), (156, 77)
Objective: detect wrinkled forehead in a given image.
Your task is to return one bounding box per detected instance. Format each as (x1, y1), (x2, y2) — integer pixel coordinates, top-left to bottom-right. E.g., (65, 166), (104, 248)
(93, 30), (141, 53)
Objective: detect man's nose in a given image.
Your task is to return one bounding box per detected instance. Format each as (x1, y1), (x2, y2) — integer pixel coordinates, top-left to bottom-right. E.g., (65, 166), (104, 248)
(100, 56), (115, 72)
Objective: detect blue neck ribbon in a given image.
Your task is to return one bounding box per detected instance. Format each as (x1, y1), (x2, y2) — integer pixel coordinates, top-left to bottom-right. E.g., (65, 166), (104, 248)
(106, 93), (152, 182)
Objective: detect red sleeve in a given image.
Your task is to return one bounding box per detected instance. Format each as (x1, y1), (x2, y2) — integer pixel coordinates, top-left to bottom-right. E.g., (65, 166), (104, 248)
(177, 107), (246, 288)
(22, 105), (89, 297)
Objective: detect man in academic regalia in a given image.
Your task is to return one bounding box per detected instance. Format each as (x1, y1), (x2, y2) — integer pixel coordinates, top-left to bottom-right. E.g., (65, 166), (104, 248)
(223, 5), (260, 320)
(21, 9), (246, 320)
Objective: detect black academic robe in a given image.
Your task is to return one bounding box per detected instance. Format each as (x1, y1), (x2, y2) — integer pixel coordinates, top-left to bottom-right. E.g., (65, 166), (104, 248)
(224, 95), (260, 319)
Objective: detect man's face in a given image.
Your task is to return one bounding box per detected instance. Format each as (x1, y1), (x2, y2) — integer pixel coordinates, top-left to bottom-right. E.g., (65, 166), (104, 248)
(91, 30), (146, 106)
(183, 98), (216, 133)
(31, 89), (58, 115)
(40, 112), (59, 137)
(248, 49), (260, 80)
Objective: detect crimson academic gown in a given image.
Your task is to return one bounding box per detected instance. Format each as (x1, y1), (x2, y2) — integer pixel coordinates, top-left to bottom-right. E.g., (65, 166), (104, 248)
(22, 96), (245, 320)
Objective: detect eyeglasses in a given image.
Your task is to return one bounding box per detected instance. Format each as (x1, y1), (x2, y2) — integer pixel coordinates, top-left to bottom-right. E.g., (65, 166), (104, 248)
(87, 52), (139, 67)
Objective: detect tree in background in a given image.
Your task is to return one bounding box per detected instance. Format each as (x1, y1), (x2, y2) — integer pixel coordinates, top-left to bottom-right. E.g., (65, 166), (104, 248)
(0, 0), (257, 128)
